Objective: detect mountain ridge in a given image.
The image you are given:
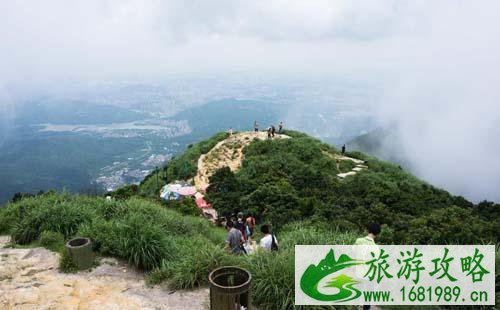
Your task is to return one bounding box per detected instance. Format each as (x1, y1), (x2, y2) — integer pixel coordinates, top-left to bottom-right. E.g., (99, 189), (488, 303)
(136, 130), (498, 244)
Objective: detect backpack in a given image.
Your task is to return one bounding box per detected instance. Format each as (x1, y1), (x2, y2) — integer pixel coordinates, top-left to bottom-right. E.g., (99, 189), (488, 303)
(271, 235), (278, 251)
(235, 220), (246, 237)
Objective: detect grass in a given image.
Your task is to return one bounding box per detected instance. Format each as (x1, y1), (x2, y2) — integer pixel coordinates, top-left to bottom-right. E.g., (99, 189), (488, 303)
(338, 159), (357, 173)
(59, 249), (79, 273)
(39, 231), (65, 252)
(0, 191), (363, 309)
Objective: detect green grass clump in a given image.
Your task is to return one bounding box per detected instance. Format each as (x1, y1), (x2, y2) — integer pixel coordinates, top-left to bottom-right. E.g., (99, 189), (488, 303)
(11, 197), (95, 244)
(244, 250), (295, 310)
(59, 250), (79, 273)
(151, 237), (238, 289)
(39, 231), (65, 252)
(118, 213), (176, 270)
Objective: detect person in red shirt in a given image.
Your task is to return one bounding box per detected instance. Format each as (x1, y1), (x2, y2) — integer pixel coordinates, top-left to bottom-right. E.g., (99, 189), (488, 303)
(245, 213), (256, 239)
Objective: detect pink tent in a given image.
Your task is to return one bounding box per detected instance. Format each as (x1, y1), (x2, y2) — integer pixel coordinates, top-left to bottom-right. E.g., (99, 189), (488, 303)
(195, 197), (211, 209)
(178, 186), (197, 196)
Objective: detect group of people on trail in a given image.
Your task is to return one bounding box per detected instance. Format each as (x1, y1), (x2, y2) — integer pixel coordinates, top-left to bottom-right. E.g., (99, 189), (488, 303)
(253, 120), (284, 139)
(225, 212), (278, 254)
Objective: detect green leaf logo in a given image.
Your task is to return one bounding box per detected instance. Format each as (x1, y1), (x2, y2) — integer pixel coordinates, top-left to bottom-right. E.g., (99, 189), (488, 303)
(300, 249), (365, 302)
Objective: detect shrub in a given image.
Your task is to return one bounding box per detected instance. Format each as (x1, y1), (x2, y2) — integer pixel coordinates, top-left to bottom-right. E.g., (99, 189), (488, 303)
(39, 231), (65, 252)
(59, 250), (78, 273)
(7, 193), (95, 244)
(240, 181), (301, 229)
(77, 219), (122, 255)
(10, 198), (95, 244)
(0, 198), (40, 234)
(244, 250), (295, 310)
(279, 221), (358, 248)
(118, 213), (175, 270)
(168, 197), (200, 216)
(79, 214), (175, 271)
(109, 184), (139, 200)
(149, 236), (238, 289)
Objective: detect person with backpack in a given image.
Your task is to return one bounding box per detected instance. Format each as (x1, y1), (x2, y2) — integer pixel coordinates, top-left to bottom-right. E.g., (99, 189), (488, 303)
(259, 224), (278, 251)
(235, 212), (247, 241)
(271, 125), (276, 138)
(341, 144), (346, 155)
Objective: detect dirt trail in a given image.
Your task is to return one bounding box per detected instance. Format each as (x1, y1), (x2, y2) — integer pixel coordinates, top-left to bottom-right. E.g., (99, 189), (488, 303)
(323, 152), (369, 178)
(0, 236), (208, 310)
(194, 131), (290, 190)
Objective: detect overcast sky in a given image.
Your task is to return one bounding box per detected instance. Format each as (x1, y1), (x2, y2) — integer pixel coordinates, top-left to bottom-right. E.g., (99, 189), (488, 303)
(1, 0), (500, 201)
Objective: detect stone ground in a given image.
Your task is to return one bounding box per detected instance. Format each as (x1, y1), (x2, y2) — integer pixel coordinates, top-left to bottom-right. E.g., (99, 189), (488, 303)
(0, 236), (208, 310)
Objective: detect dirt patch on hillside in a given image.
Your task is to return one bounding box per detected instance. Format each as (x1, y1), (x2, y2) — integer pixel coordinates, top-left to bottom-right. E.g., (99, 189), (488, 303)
(194, 131), (290, 190)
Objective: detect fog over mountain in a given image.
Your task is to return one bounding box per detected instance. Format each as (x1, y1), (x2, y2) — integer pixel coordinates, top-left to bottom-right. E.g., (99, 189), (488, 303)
(1, 1), (499, 201)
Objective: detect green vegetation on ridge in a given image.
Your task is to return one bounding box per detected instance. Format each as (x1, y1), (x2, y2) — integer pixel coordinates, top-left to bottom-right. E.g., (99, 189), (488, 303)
(203, 131), (499, 244)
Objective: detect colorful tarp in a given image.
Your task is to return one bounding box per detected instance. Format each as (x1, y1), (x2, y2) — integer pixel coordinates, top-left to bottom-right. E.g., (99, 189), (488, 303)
(178, 186), (197, 196)
(160, 183), (213, 214)
(160, 184), (181, 200)
(195, 197), (211, 209)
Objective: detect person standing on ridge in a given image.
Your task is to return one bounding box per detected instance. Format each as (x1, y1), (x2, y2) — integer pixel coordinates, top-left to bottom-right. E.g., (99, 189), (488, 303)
(254, 120), (259, 133)
(267, 126), (272, 139)
(278, 121), (284, 133)
(341, 144), (346, 155)
(271, 125), (276, 138)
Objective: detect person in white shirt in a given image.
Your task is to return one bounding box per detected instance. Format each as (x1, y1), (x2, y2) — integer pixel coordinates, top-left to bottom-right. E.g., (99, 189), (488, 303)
(259, 224), (278, 251)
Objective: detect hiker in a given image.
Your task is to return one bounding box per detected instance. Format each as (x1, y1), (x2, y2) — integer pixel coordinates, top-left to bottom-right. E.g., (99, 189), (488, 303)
(355, 223), (381, 310)
(267, 126), (272, 139)
(341, 144), (346, 155)
(228, 127), (233, 136)
(235, 212), (247, 241)
(253, 120), (259, 132)
(245, 213), (256, 239)
(271, 125), (276, 138)
(226, 220), (245, 254)
(259, 224), (278, 251)
(355, 222), (381, 245)
(278, 121), (284, 133)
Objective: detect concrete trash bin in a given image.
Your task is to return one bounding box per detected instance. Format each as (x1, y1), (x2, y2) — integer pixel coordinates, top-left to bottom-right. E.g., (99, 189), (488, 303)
(66, 237), (94, 270)
(209, 266), (252, 310)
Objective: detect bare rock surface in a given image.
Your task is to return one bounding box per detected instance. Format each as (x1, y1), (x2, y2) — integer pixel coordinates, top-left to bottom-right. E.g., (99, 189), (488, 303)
(0, 236), (208, 310)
